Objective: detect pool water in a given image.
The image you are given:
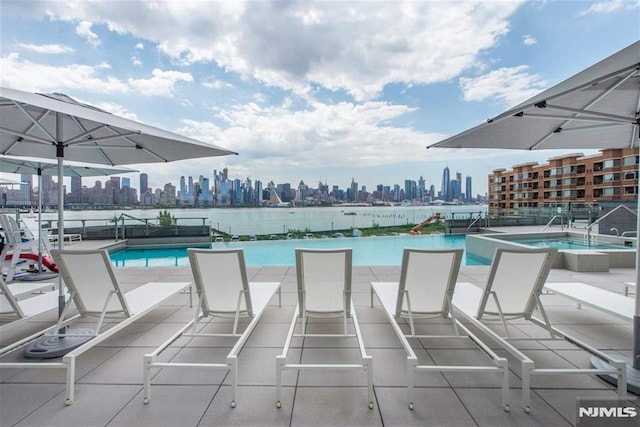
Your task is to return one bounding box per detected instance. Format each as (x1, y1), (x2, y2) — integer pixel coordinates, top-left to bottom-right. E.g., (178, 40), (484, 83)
(513, 237), (633, 250)
(110, 234), (487, 267)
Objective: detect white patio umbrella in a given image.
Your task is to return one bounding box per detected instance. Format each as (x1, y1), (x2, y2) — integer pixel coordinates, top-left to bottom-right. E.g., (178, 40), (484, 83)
(430, 40), (640, 392)
(0, 154), (136, 279)
(0, 87), (236, 356)
(0, 177), (27, 185)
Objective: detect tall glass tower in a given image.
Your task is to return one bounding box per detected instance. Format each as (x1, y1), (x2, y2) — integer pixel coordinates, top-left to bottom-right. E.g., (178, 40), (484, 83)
(441, 166), (450, 201)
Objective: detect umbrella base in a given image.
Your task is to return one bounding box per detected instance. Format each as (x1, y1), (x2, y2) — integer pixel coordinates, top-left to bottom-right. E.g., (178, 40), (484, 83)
(24, 328), (94, 359)
(14, 272), (58, 281)
(590, 355), (640, 395)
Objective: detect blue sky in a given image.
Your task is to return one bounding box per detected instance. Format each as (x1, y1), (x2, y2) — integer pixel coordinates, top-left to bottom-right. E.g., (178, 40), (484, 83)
(1, 0), (638, 196)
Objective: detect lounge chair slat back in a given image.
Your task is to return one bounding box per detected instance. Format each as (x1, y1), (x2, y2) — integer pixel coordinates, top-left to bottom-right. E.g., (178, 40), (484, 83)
(0, 276), (24, 318)
(52, 249), (130, 316)
(187, 248), (252, 316)
(477, 248), (556, 319)
(396, 248), (463, 317)
(296, 248), (352, 317)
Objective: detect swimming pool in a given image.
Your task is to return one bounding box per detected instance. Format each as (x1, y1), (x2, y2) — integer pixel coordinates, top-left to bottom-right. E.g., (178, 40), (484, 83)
(110, 234), (487, 267)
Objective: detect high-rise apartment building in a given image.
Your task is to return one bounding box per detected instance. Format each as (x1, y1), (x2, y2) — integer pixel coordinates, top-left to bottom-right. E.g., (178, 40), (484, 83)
(488, 149), (639, 213)
(465, 175), (472, 201)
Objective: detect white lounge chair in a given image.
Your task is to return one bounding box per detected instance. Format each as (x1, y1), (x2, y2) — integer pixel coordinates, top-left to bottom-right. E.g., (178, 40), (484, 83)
(276, 248), (374, 409)
(0, 275), (58, 334)
(452, 248), (627, 413)
(543, 282), (634, 321)
(143, 248), (281, 408)
(370, 248), (510, 411)
(0, 249), (191, 406)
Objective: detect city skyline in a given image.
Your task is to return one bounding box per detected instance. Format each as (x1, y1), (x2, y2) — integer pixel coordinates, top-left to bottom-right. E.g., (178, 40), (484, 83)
(1, 165), (478, 207)
(1, 2), (636, 196)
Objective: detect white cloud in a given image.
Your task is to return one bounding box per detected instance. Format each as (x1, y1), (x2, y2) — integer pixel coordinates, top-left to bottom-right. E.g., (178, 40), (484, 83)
(31, 0), (524, 102)
(174, 101), (445, 179)
(134, 42), (144, 50)
(127, 69), (193, 97)
(578, 0), (631, 16)
(522, 35), (537, 45)
(75, 20), (101, 47)
(1, 54), (191, 97)
(16, 43), (74, 54)
(131, 55), (142, 67)
(459, 66), (547, 107)
(0, 53), (127, 93)
(202, 79), (234, 90)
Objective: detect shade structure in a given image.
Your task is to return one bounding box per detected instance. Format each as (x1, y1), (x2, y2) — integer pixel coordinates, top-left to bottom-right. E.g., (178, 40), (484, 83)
(431, 40), (640, 392)
(0, 177), (27, 185)
(0, 154), (136, 277)
(0, 87), (236, 357)
(0, 87), (237, 165)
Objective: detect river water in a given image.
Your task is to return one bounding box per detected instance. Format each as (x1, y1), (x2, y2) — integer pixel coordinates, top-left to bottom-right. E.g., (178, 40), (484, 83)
(21, 205), (487, 236)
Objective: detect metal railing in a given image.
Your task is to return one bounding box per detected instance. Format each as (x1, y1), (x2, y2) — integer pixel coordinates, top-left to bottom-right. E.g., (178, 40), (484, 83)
(48, 213), (211, 241)
(541, 215), (561, 231)
(585, 205), (636, 244)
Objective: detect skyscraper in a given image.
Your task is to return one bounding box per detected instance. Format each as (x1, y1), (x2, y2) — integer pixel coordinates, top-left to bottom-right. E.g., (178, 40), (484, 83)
(140, 173), (148, 194)
(441, 166), (450, 201)
(70, 176), (82, 203)
(465, 175), (472, 201)
(418, 175), (425, 202)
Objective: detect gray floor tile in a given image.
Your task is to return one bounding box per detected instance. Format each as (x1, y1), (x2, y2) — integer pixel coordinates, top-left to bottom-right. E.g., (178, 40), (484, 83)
(291, 387), (381, 426)
(376, 386), (476, 426)
(109, 385), (218, 426)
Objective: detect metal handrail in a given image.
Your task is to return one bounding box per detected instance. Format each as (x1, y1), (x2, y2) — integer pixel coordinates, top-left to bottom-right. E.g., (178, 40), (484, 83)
(541, 215), (560, 231)
(467, 214), (483, 230)
(586, 205), (637, 244)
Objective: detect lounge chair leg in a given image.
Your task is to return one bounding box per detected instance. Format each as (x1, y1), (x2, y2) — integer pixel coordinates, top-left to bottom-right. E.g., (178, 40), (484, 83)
(276, 355), (284, 408)
(407, 359), (416, 410)
(229, 356), (238, 408)
(143, 354), (152, 404)
(500, 359), (509, 412)
(522, 361), (533, 413)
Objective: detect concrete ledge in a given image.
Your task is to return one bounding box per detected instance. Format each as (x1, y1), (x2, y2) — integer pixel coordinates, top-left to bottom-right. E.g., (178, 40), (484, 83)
(605, 249), (636, 268)
(562, 250), (609, 272)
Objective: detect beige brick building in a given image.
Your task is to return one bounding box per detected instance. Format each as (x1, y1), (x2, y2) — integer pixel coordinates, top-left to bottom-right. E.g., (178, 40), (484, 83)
(488, 148), (639, 213)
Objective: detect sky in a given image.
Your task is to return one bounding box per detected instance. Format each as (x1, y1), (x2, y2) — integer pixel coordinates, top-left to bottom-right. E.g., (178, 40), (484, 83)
(1, 0), (639, 196)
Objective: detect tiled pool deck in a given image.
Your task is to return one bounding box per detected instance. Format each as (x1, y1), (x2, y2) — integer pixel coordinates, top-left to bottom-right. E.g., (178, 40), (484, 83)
(1, 237), (638, 426)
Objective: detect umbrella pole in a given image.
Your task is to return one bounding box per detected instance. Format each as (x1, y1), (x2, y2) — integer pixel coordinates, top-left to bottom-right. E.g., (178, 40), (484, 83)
(634, 180), (640, 371)
(22, 118), (95, 359)
(57, 116), (65, 321)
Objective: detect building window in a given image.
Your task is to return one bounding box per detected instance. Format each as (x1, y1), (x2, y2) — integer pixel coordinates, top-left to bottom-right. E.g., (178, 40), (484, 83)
(623, 156), (638, 166)
(603, 159), (621, 169)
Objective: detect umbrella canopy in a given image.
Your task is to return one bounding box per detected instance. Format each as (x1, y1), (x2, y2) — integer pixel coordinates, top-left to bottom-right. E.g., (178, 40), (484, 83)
(0, 177), (27, 185)
(0, 87), (237, 164)
(0, 154), (137, 177)
(432, 41), (639, 151)
(430, 41), (640, 389)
